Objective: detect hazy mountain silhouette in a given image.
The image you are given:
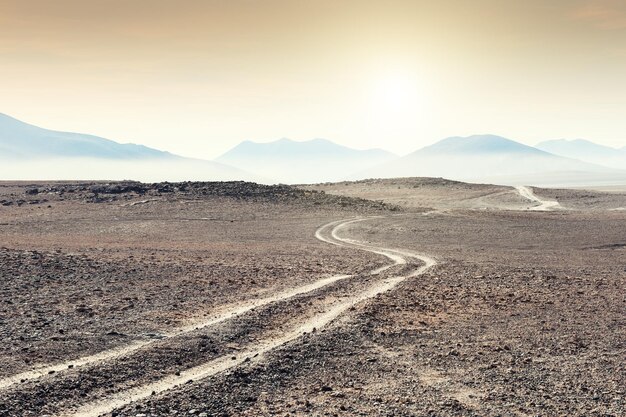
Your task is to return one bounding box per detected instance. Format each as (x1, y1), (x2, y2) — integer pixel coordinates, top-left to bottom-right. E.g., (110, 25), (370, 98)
(0, 113), (260, 182)
(0, 113), (174, 159)
(216, 138), (396, 183)
(3, 113), (623, 186)
(536, 139), (626, 170)
(357, 135), (625, 186)
(419, 134), (548, 156)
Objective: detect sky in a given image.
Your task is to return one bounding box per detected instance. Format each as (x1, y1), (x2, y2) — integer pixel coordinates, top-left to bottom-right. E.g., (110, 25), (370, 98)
(1, 0), (625, 159)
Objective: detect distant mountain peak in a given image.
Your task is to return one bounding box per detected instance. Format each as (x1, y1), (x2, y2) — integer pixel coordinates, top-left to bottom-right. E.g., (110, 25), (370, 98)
(418, 134), (549, 156)
(220, 138), (395, 157)
(536, 138), (626, 170)
(354, 133), (624, 186)
(216, 137), (397, 183)
(537, 138), (620, 151)
(0, 112), (176, 160)
(0, 112), (263, 182)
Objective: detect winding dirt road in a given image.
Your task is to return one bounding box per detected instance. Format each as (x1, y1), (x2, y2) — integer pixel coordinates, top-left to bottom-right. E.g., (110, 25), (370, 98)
(515, 185), (562, 211)
(1, 217), (436, 417)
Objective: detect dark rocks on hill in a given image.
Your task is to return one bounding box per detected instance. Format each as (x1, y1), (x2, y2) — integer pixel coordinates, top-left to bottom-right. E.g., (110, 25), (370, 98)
(6, 181), (398, 212)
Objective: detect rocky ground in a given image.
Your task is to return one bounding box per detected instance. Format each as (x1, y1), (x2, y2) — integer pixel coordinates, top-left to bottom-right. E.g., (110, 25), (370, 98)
(301, 177), (515, 211)
(0, 181), (390, 379)
(0, 180), (395, 209)
(0, 179), (624, 416)
(302, 177), (626, 212)
(532, 187), (626, 211)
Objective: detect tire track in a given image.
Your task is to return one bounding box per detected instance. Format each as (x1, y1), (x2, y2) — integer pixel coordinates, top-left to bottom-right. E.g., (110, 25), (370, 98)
(61, 217), (436, 417)
(0, 273), (354, 390)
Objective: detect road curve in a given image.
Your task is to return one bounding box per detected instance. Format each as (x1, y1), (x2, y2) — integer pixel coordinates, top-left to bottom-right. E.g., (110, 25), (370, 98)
(61, 217), (436, 417)
(515, 186), (562, 211)
(0, 218), (407, 391)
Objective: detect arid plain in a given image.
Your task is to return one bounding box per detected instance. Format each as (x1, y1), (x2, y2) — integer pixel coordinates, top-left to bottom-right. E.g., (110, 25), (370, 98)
(0, 179), (624, 417)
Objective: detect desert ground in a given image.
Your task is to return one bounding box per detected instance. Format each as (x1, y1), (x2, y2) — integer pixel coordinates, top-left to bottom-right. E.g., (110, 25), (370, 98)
(0, 178), (624, 417)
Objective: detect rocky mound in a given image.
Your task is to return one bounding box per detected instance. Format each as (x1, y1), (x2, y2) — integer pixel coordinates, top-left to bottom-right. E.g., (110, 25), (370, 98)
(0, 181), (398, 212)
(313, 177), (496, 190)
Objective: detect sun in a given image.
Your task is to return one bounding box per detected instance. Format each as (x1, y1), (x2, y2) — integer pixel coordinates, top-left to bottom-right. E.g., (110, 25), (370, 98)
(375, 75), (419, 108)
(368, 72), (425, 125)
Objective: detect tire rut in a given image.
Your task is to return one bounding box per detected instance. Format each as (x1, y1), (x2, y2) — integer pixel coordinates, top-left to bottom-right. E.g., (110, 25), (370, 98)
(2, 217), (436, 417)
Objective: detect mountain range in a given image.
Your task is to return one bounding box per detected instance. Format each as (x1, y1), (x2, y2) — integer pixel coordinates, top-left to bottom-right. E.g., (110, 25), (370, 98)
(536, 139), (626, 170)
(0, 113), (259, 182)
(0, 112), (624, 186)
(0, 113), (172, 160)
(358, 135), (624, 186)
(216, 138), (396, 183)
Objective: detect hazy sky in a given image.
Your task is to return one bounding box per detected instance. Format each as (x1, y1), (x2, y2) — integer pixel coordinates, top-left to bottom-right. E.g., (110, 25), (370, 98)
(1, 0), (625, 158)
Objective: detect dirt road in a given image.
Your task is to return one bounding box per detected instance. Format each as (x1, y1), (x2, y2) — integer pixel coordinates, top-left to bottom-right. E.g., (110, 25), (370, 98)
(0, 217), (436, 417)
(3, 180), (623, 417)
(515, 185), (562, 211)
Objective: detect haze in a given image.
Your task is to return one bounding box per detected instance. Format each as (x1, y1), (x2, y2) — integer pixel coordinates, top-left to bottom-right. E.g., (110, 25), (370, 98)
(1, 0), (625, 159)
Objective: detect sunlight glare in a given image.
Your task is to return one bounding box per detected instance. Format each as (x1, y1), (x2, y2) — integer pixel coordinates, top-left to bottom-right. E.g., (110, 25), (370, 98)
(368, 71), (425, 128)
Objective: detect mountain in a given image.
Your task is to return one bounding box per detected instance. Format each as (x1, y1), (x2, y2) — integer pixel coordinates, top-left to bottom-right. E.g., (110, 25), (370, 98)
(418, 134), (548, 156)
(215, 138), (396, 184)
(536, 139), (626, 170)
(0, 113), (260, 182)
(0, 112), (174, 159)
(357, 135), (626, 186)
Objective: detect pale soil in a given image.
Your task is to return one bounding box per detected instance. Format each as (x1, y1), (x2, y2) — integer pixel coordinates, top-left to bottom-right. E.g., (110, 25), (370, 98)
(0, 182), (388, 380)
(304, 177), (626, 212)
(302, 177), (513, 211)
(1, 179), (624, 417)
